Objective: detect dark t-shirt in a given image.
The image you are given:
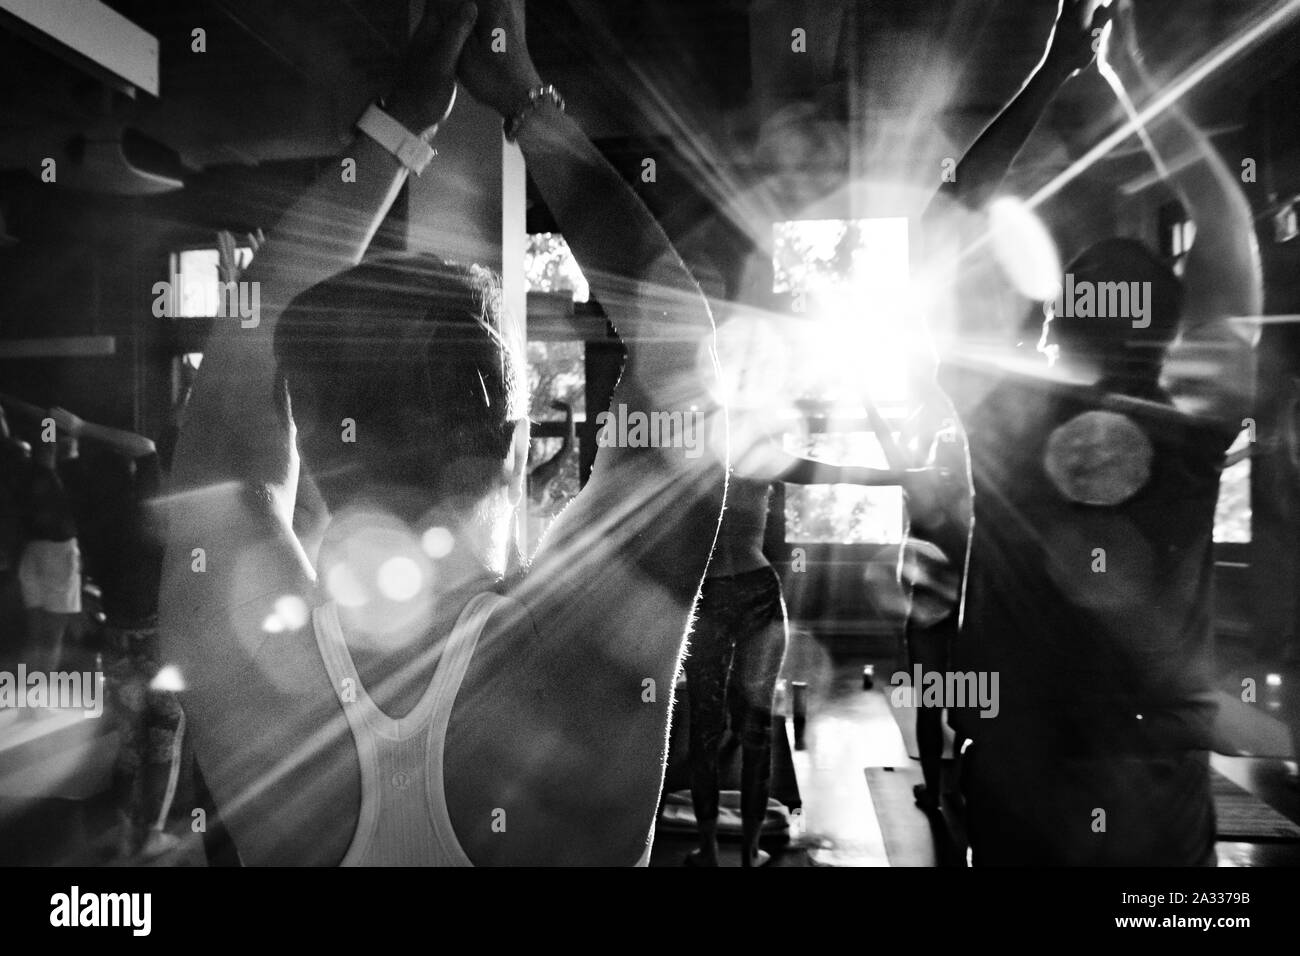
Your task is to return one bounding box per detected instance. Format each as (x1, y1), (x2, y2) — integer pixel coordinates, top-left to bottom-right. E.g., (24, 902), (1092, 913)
(61, 452), (163, 627)
(23, 461), (77, 543)
(942, 362), (1233, 755)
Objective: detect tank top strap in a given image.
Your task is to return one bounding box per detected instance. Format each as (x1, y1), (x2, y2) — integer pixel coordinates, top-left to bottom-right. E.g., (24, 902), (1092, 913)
(425, 591), (511, 866)
(311, 600), (383, 864)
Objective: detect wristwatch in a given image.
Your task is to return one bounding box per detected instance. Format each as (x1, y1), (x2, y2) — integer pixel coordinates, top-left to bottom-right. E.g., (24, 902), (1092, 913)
(356, 103), (436, 176)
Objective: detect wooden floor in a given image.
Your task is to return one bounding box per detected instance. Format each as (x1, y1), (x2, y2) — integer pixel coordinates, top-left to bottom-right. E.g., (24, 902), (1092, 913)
(4, 628), (1297, 866)
(652, 629), (1300, 867)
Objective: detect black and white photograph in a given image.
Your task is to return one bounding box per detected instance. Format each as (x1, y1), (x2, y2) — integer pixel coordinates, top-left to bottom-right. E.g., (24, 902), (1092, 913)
(0, 0), (1297, 935)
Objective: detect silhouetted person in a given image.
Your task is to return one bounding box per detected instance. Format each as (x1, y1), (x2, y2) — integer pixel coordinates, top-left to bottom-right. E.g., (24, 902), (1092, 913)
(935, 1), (1260, 864)
(18, 433), (81, 680)
(161, 0), (725, 865)
(53, 407), (184, 859)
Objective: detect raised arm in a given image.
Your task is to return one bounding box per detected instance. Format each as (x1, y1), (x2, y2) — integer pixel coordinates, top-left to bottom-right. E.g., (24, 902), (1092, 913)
(47, 407), (155, 460)
(924, 0), (1111, 220)
(775, 452), (906, 487)
(742, 418), (905, 487)
(1100, 0), (1261, 423)
(161, 6), (480, 653)
(468, 5), (724, 590)
(444, 0), (726, 864)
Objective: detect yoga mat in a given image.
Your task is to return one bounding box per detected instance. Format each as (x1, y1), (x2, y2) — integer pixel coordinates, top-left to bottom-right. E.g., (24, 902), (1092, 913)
(863, 766), (964, 867)
(657, 711), (803, 839)
(656, 791), (791, 836)
(1212, 771), (1300, 841)
(662, 697), (802, 812)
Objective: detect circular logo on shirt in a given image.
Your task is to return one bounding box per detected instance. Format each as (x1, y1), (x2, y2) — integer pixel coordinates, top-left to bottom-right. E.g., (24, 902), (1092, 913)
(391, 770), (412, 791)
(1043, 411), (1153, 506)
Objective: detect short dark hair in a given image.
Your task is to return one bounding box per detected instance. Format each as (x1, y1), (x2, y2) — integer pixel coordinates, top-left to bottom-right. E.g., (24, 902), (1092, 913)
(1052, 238), (1184, 358)
(273, 253), (523, 513)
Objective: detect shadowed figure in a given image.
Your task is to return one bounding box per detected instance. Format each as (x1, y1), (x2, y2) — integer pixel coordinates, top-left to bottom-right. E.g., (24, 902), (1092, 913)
(926, 0), (1261, 864)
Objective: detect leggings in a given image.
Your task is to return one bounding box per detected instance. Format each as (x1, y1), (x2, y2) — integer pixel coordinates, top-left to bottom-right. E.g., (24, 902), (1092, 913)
(907, 614), (959, 797)
(103, 623), (186, 845)
(683, 566), (788, 846)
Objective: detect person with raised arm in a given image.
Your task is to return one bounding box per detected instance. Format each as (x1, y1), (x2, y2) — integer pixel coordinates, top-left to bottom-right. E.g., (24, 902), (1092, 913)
(45, 405), (186, 859)
(935, 0), (1261, 864)
(160, 0), (724, 866)
(899, 0), (1110, 823)
(686, 427), (912, 867)
(904, 1), (1115, 821)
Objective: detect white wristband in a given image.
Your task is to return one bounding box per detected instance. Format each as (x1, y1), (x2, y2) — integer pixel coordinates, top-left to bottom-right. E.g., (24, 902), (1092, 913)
(356, 104), (436, 176)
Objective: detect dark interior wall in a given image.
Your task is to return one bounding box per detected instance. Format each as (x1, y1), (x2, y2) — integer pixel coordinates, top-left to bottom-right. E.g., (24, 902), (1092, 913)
(0, 157), (394, 444)
(0, 173), (155, 436)
(0, 176), (211, 442)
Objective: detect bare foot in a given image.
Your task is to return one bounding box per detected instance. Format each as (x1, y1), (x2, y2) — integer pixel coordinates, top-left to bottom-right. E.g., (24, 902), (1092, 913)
(913, 783), (940, 813)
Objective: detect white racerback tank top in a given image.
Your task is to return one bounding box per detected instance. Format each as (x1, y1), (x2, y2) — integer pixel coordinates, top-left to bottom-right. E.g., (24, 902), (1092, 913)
(313, 592), (655, 867)
(312, 592), (503, 866)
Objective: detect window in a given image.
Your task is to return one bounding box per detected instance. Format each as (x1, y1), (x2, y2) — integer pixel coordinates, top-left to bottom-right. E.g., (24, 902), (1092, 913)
(773, 218), (913, 544)
(783, 428), (903, 544)
(525, 232), (589, 302)
(524, 234), (591, 548)
(526, 339), (585, 518)
(169, 246), (255, 317)
(166, 243), (256, 406)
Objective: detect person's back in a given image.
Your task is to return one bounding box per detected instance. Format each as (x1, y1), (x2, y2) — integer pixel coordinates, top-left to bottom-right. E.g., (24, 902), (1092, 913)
(161, 0), (724, 867)
(950, 361), (1229, 864)
(925, 1), (1260, 865)
(953, 365), (1225, 723)
(944, 234), (1248, 869)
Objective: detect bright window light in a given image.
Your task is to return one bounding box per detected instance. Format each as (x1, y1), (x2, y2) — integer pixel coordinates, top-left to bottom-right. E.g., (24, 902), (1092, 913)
(171, 246), (255, 318)
(526, 233), (590, 302)
(774, 218), (912, 545)
(773, 217), (914, 408)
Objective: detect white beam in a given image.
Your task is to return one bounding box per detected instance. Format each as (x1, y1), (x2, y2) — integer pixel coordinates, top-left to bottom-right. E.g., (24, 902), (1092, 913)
(0, 0), (159, 96)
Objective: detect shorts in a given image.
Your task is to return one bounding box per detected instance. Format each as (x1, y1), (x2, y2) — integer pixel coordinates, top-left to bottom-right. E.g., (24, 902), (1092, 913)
(18, 538), (82, 614)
